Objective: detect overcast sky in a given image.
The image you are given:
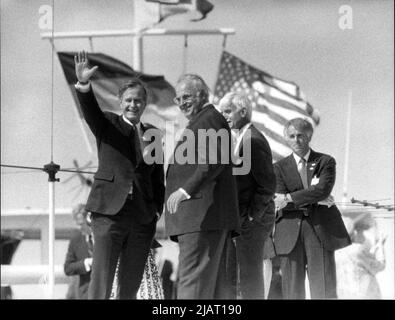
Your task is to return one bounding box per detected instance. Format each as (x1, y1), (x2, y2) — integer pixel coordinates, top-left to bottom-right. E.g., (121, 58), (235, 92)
(1, 0), (393, 211)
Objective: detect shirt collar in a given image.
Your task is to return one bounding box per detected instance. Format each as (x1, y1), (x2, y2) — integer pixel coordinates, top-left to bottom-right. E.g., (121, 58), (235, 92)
(232, 122), (252, 140)
(232, 122), (252, 157)
(122, 115), (140, 129)
(292, 149), (311, 165)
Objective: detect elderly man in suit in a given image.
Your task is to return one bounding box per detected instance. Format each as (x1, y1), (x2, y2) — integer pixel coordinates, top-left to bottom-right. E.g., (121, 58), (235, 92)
(73, 51), (165, 299)
(273, 118), (351, 299)
(165, 74), (239, 299)
(219, 92), (276, 299)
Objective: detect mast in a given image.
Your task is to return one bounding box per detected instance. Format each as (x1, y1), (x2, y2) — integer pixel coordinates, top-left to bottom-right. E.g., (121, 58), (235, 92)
(341, 89), (352, 210)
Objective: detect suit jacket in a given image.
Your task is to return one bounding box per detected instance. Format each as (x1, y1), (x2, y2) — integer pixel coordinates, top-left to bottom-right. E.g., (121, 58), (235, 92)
(165, 104), (240, 238)
(272, 149), (351, 255)
(76, 88), (165, 218)
(235, 125), (276, 235)
(64, 231), (92, 299)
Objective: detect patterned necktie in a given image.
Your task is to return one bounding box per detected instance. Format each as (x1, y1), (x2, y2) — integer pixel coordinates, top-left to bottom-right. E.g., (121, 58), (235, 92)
(298, 158), (308, 189)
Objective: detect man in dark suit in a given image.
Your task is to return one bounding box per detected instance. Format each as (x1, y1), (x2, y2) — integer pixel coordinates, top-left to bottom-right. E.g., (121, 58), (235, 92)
(64, 204), (93, 299)
(273, 118), (351, 299)
(219, 92), (276, 299)
(73, 51), (165, 299)
(165, 74), (239, 299)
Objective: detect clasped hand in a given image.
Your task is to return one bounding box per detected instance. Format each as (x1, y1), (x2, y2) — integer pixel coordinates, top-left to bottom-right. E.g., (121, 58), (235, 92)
(166, 189), (187, 214)
(274, 193), (288, 212)
(318, 195), (335, 207)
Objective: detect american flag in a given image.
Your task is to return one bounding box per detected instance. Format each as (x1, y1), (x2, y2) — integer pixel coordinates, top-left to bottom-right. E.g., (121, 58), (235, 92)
(213, 51), (320, 162)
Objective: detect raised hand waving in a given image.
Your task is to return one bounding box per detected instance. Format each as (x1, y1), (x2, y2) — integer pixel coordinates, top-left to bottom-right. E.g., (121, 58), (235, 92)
(74, 50), (98, 83)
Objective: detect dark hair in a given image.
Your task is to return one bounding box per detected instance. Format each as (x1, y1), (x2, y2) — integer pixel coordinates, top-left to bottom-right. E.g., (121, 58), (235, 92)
(284, 118), (314, 138)
(118, 78), (147, 101)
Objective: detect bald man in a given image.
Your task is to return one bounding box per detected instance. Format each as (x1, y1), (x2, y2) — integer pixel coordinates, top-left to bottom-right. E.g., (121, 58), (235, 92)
(165, 74), (240, 299)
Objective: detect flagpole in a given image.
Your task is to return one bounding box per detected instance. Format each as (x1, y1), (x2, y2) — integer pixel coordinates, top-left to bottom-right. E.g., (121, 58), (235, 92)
(341, 89), (352, 210)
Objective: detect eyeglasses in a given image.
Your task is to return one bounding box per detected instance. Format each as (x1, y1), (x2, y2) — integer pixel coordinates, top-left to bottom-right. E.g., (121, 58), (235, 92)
(173, 94), (195, 105)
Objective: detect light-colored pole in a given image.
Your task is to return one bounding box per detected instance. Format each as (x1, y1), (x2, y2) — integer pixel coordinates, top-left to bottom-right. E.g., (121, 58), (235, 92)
(133, 33), (143, 72)
(47, 181), (55, 298)
(341, 89), (352, 209)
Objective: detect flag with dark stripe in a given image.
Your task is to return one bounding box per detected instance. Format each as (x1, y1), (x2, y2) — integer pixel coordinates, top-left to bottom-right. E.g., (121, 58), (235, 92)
(213, 51), (320, 161)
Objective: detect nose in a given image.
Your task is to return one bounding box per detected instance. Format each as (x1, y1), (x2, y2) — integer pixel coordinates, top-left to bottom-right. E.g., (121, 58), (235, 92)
(129, 100), (138, 107)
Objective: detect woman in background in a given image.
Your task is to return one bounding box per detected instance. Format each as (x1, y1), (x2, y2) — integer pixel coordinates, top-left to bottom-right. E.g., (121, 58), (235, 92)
(336, 212), (387, 299)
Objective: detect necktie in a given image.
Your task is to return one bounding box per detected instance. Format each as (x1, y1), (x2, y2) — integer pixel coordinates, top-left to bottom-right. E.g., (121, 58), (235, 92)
(133, 126), (143, 164)
(130, 125), (142, 165)
(87, 234), (94, 256)
(298, 158), (308, 189)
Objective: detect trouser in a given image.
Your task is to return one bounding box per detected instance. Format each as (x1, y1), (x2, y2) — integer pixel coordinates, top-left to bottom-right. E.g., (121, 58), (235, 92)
(176, 229), (234, 299)
(88, 197), (156, 299)
(279, 216), (337, 299)
(234, 222), (268, 299)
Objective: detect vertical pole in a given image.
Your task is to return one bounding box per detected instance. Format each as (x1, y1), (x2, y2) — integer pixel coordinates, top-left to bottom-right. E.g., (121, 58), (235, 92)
(43, 161), (59, 298)
(341, 89), (352, 209)
(133, 33), (143, 72)
(47, 181), (55, 298)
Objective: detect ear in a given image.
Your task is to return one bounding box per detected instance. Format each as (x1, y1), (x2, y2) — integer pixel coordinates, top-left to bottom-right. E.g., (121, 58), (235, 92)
(240, 108), (247, 118)
(197, 89), (208, 101)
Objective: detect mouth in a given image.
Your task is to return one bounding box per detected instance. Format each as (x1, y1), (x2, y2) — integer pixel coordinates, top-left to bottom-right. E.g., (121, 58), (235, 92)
(179, 104), (192, 113)
(125, 109), (139, 115)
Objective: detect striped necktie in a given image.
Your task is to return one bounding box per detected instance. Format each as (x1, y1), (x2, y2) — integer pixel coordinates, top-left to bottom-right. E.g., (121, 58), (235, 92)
(298, 158), (308, 189)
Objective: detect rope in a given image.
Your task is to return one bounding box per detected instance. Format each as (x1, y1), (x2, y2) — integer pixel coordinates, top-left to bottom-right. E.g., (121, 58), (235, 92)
(182, 35), (188, 74)
(50, 0), (55, 162)
(222, 34), (228, 48)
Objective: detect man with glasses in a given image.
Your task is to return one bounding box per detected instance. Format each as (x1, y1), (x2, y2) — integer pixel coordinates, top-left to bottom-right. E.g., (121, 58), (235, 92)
(165, 74), (240, 299)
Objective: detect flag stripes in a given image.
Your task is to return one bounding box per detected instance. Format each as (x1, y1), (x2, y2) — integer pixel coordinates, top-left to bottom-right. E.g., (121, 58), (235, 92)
(213, 51), (319, 161)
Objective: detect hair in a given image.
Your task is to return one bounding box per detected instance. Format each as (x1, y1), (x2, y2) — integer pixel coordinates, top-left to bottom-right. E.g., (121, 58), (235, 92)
(118, 78), (147, 101)
(284, 118), (314, 138)
(177, 73), (210, 101)
(218, 92), (252, 121)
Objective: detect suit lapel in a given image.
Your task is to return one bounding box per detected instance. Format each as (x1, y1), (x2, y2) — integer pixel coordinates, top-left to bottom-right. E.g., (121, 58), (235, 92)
(237, 124), (255, 158)
(118, 114), (133, 136)
(117, 115), (141, 167)
(306, 149), (319, 186)
(135, 123), (148, 167)
(283, 154), (304, 190)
